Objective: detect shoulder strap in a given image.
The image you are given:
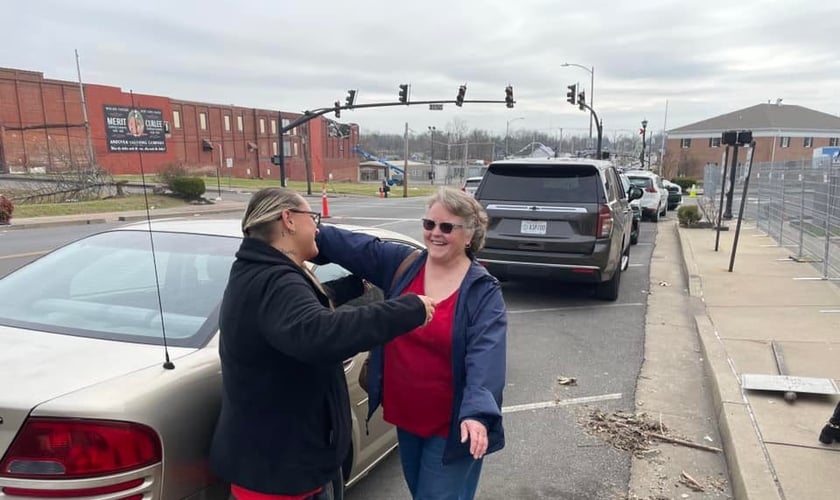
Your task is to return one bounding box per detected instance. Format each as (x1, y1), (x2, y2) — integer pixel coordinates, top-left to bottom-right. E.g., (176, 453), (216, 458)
(389, 250), (422, 292)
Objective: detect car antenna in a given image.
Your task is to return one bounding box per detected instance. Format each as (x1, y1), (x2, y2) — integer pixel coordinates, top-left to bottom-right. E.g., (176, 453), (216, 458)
(130, 90), (175, 370)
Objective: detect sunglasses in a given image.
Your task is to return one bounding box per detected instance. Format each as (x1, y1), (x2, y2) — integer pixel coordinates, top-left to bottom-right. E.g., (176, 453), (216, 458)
(289, 209), (321, 226)
(421, 218), (465, 234)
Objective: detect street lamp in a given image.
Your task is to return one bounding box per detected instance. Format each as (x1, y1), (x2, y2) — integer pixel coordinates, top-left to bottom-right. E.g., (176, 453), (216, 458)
(505, 117), (525, 158)
(561, 62), (595, 144)
(428, 126), (436, 185)
(640, 119), (648, 169)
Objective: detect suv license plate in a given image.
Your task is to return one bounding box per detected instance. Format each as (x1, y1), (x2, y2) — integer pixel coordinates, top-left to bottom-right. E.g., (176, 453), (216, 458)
(520, 220), (547, 235)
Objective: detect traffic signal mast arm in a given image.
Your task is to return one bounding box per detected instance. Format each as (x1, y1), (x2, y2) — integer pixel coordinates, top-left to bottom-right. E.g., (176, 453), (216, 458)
(280, 98), (514, 135)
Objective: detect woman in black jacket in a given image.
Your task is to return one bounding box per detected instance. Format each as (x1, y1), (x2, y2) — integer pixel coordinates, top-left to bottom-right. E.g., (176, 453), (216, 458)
(209, 188), (436, 500)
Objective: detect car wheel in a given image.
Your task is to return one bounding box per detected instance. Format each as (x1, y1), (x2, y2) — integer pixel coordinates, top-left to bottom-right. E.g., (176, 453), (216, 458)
(652, 205), (660, 222)
(631, 222), (639, 245)
(660, 203), (667, 218)
(594, 245), (626, 301)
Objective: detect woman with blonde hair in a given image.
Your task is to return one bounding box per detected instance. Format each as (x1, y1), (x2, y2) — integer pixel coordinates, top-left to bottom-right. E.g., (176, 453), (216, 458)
(209, 187), (436, 500)
(315, 187), (507, 500)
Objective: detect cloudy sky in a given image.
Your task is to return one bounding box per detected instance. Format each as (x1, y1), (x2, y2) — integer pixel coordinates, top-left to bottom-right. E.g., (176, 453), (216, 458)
(5, 0), (840, 140)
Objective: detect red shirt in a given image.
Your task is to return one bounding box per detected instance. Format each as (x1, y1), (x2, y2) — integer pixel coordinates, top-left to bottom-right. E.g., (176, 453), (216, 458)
(231, 484), (322, 500)
(384, 265), (457, 438)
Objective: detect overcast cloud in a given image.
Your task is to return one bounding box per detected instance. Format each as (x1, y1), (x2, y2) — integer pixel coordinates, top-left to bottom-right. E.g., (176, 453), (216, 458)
(5, 0), (840, 139)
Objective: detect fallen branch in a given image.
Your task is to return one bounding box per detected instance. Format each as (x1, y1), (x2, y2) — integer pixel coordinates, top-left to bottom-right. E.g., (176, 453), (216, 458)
(680, 470), (706, 492)
(650, 432), (722, 453)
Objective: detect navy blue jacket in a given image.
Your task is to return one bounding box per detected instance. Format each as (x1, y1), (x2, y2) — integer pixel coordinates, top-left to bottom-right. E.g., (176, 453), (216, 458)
(315, 225), (507, 463)
(209, 237), (426, 495)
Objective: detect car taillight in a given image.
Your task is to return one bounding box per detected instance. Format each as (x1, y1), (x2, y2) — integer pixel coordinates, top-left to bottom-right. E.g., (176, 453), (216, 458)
(596, 204), (613, 238)
(0, 418), (162, 480)
(645, 186), (657, 193)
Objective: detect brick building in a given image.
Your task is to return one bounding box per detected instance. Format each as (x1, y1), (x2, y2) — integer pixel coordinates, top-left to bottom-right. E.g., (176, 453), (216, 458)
(663, 103), (840, 179)
(0, 67), (360, 182)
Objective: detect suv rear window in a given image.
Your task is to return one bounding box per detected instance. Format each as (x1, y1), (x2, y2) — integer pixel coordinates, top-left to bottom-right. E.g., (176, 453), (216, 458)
(480, 165), (602, 203)
(627, 176), (653, 189)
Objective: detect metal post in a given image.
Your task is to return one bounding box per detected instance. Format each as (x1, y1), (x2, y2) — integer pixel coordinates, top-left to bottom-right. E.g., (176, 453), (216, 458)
(797, 162), (805, 260)
(215, 143), (222, 200)
(75, 49), (96, 169)
(403, 122), (409, 198)
(729, 142), (757, 272)
(277, 111), (287, 187)
(589, 66), (595, 144)
(822, 173), (834, 278)
(779, 167), (786, 246)
(715, 147), (730, 252)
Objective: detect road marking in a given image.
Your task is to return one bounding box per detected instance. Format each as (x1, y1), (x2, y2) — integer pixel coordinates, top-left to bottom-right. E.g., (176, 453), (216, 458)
(508, 302), (644, 314)
(502, 393), (623, 414)
(0, 250), (48, 261)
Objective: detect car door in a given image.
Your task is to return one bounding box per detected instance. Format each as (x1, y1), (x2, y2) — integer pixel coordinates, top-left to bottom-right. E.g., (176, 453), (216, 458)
(602, 168), (628, 259)
(608, 167), (632, 247)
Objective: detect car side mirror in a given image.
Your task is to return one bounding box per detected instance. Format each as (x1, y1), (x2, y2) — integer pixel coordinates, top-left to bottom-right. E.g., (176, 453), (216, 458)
(628, 186), (644, 201)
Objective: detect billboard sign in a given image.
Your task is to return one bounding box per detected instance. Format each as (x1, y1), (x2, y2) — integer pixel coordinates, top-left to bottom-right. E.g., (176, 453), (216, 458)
(104, 105), (167, 152)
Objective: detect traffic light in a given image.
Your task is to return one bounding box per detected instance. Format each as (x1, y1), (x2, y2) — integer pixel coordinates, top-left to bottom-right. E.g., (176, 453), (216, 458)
(578, 90), (585, 111)
(398, 84), (409, 104)
(455, 84), (466, 107)
(334, 101), (341, 119)
(345, 89), (357, 108)
(505, 85), (514, 108)
(566, 84), (577, 105)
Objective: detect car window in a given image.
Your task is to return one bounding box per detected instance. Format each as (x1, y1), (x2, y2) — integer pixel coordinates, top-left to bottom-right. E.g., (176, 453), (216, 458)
(465, 179), (482, 187)
(0, 230), (240, 347)
(480, 164), (604, 203)
(627, 176), (653, 189)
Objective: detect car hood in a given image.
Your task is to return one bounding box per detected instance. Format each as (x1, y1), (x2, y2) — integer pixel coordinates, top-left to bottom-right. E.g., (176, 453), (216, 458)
(0, 325), (197, 411)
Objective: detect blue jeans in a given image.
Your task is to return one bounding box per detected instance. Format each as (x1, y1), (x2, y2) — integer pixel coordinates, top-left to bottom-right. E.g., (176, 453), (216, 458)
(397, 428), (483, 500)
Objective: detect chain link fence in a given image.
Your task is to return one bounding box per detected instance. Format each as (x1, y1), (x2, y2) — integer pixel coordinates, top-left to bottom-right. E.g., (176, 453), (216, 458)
(704, 159), (840, 280)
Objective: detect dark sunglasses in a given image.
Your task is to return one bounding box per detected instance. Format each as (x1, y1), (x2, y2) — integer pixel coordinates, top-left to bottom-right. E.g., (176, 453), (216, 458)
(289, 209), (321, 226)
(421, 218), (465, 234)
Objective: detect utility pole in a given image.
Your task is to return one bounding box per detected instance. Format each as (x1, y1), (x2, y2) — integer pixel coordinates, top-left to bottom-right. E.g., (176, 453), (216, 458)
(303, 122), (312, 195)
(403, 122), (409, 198)
(75, 49), (96, 170)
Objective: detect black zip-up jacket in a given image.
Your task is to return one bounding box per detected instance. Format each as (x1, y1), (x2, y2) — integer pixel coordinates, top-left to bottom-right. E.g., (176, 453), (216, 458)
(209, 237), (426, 495)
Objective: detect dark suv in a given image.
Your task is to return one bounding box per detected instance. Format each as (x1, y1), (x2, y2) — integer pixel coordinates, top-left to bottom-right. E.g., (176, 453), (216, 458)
(474, 158), (643, 301)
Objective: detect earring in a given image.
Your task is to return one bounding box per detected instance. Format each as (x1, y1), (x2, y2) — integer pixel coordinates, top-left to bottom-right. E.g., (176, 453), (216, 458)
(465, 242), (471, 248)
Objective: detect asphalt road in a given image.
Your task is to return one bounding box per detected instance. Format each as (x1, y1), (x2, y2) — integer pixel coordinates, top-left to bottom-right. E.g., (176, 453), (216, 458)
(1, 196), (660, 498)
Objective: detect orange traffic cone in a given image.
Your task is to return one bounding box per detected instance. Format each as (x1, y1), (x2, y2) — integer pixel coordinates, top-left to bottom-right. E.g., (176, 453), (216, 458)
(321, 183), (330, 219)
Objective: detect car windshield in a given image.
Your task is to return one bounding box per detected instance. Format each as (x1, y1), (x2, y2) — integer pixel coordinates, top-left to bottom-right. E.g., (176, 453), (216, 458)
(480, 164), (602, 203)
(0, 230), (240, 348)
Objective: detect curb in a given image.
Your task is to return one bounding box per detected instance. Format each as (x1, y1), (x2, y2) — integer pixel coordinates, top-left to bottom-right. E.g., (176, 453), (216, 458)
(676, 226), (783, 500)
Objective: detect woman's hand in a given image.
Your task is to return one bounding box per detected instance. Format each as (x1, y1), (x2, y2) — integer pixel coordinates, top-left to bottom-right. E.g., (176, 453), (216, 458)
(460, 419), (488, 460)
(416, 294), (437, 325)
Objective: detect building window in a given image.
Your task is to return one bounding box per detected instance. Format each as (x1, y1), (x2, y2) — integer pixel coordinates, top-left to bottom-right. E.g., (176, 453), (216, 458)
(260, 118), (266, 134)
(803, 137), (813, 148)
(224, 115), (231, 132)
(282, 118), (291, 135)
(271, 119), (277, 135)
(283, 139), (291, 156)
(293, 142), (299, 156)
(237, 115), (244, 132)
(272, 141), (278, 155)
(830, 137), (839, 147)
(680, 138), (691, 149)
(172, 110), (181, 129)
(780, 137), (790, 148)
(708, 137), (720, 148)
(199, 112), (207, 131)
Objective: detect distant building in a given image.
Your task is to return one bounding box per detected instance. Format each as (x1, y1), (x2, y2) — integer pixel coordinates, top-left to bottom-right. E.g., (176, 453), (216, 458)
(0, 67), (360, 182)
(664, 102), (840, 179)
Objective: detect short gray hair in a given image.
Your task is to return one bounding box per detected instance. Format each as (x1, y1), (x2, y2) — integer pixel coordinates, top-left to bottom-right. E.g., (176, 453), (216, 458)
(241, 188), (304, 240)
(426, 187), (488, 255)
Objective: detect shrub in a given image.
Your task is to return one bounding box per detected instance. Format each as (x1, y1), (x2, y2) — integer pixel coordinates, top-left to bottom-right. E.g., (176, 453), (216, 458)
(677, 205), (701, 226)
(670, 177), (698, 191)
(157, 163), (190, 190)
(170, 177), (206, 200)
(0, 194), (14, 224)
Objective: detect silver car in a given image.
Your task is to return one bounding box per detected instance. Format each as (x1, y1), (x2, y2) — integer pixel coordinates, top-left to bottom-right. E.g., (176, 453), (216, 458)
(0, 219), (420, 499)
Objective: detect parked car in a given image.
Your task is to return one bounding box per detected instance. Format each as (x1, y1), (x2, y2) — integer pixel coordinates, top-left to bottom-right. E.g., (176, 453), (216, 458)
(625, 170), (669, 222)
(474, 158), (643, 301)
(620, 173), (641, 245)
(461, 176), (483, 197)
(0, 219), (420, 499)
(663, 179), (683, 211)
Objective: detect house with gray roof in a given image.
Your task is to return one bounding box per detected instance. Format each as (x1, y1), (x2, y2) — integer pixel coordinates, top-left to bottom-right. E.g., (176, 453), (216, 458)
(663, 102), (840, 179)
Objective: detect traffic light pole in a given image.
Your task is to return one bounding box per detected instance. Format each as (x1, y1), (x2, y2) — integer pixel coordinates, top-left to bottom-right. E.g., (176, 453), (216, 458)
(577, 102), (603, 158)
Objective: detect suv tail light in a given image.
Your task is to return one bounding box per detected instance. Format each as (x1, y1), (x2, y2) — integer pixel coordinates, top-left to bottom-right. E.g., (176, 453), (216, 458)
(645, 186), (657, 193)
(596, 204), (613, 238)
(0, 418), (162, 480)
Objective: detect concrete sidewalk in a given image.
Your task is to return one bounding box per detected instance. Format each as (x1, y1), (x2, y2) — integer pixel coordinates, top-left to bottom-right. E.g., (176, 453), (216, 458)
(679, 222), (840, 499)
